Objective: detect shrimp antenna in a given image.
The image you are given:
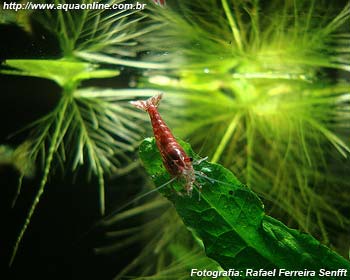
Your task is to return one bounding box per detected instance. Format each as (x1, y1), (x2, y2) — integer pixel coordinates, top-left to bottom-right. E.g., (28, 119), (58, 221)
(194, 170), (251, 198)
(101, 176), (177, 225)
(194, 170), (239, 187)
(194, 170), (216, 184)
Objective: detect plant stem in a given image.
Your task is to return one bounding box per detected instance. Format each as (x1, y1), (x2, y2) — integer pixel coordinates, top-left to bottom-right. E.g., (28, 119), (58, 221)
(11, 175), (23, 208)
(9, 97), (68, 266)
(71, 99), (106, 215)
(221, 0), (243, 51)
(75, 52), (173, 69)
(212, 114), (240, 163)
(97, 162), (105, 216)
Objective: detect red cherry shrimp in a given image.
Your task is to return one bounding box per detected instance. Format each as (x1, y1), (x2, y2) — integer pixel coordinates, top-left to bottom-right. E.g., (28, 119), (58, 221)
(111, 93), (232, 213)
(85, 94), (240, 230)
(130, 93), (202, 196)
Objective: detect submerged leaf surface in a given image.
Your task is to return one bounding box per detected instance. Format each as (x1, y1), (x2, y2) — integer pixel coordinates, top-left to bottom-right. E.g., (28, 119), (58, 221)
(1, 59), (119, 86)
(139, 137), (350, 279)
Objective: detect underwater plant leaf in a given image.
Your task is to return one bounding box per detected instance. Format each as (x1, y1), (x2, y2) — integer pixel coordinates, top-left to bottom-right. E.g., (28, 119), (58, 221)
(1, 59), (119, 86)
(139, 137), (350, 279)
(74, 51), (173, 69)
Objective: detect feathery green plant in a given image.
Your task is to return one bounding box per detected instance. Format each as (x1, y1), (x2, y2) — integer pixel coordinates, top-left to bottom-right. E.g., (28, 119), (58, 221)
(1, 0), (155, 266)
(1, 59), (150, 265)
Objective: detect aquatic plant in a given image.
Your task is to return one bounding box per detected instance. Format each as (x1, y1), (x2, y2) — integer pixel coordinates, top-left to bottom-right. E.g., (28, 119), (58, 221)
(0, 0), (154, 265)
(141, 0), (350, 241)
(1, 0), (349, 278)
(102, 0), (350, 278)
(140, 137), (350, 279)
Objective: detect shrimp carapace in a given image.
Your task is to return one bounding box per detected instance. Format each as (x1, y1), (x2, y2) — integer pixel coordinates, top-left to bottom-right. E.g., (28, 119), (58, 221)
(130, 93), (197, 195)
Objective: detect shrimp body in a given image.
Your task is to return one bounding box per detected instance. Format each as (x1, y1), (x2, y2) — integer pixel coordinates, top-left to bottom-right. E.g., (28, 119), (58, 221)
(130, 94), (195, 195)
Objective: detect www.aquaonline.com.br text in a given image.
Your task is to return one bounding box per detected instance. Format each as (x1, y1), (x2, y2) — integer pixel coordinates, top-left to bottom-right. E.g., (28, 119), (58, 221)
(2, 1), (147, 11)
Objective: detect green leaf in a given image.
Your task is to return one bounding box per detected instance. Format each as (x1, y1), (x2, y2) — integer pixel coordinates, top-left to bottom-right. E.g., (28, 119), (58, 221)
(0, 59), (119, 86)
(139, 137), (350, 279)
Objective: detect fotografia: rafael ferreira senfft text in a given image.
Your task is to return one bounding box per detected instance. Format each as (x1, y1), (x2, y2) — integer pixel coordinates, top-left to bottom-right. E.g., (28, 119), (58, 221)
(190, 268), (348, 278)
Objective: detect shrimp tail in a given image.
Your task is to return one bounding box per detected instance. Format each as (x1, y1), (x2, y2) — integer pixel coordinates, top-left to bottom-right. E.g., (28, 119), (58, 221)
(130, 93), (163, 111)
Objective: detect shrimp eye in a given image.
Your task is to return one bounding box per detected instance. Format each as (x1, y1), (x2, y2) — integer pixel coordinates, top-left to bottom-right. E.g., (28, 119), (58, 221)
(184, 157), (193, 163)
